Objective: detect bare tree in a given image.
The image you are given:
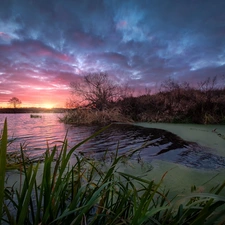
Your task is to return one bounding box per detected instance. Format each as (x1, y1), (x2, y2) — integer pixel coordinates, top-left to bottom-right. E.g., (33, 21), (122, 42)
(8, 97), (22, 108)
(70, 72), (130, 110)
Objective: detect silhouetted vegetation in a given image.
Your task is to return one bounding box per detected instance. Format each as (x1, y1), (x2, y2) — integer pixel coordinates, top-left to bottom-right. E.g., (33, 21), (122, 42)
(8, 97), (22, 108)
(0, 107), (66, 114)
(63, 75), (225, 125)
(118, 77), (225, 124)
(70, 72), (132, 110)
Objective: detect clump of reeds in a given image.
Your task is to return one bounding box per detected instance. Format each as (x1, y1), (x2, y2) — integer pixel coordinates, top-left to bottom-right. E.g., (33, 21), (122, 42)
(0, 119), (7, 223)
(0, 133), (37, 170)
(61, 107), (133, 125)
(115, 77), (225, 124)
(1, 119), (225, 224)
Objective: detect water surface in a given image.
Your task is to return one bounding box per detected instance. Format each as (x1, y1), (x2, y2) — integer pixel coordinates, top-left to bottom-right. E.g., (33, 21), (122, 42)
(1, 113), (225, 170)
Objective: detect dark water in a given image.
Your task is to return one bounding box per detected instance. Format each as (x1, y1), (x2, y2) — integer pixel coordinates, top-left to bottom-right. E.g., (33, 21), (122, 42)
(1, 113), (225, 170)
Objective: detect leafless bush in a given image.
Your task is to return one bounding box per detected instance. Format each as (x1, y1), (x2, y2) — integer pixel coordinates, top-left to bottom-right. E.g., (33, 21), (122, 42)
(70, 72), (132, 110)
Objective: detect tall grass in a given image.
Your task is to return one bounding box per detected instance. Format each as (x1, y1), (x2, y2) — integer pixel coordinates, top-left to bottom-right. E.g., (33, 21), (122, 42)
(61, 107), (133, 125)
(0, 119), (7, 224)
(1, 120), (225, 224)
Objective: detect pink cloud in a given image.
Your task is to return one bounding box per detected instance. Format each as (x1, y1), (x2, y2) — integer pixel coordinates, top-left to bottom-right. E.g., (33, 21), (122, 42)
(36, 48), (70, 61)
(0, 40), (71, 62)
(0, 32), (12, 40)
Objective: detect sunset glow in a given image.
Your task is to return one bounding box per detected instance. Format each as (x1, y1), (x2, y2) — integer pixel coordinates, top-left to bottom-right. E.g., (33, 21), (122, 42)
(42, 103), (54, 109)
(1, 1), (225, 108)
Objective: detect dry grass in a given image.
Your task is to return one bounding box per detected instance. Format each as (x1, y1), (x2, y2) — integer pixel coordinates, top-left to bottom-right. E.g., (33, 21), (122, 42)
(117, 87), (225, 124)
(61, 107), (133, 125)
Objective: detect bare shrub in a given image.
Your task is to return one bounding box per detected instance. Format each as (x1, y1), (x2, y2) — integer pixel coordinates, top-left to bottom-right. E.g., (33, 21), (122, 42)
(70, 72), (132, 110)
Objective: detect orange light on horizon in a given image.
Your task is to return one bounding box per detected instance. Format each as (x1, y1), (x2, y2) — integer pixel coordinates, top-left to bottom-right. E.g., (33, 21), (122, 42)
(0, 102), (63, 109)
(42, 103), (55, 109)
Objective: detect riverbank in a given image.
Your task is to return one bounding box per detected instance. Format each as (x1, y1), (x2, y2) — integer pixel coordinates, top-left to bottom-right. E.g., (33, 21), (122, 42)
(62, 85), (225, 125)
(135, 122), (225, 157)
(0, 107), (66, 114)
(130, 122), (225, 198)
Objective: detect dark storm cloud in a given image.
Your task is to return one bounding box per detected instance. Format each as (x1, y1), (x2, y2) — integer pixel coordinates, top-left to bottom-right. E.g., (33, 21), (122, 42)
(1, 0), (225, 105)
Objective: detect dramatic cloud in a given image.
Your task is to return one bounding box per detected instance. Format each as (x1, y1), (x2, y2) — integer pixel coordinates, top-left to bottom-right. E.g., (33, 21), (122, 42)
(0, 0), (225, 107)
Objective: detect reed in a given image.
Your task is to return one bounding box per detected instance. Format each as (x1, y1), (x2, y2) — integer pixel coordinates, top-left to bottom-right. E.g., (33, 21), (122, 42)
(0, 119), (7, 224)
(61, 107), (133, 125)
(1, 120), (225, 224)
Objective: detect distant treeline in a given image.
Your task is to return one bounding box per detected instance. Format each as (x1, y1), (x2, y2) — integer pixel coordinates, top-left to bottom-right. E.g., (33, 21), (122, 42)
(0, 108), (67, 114)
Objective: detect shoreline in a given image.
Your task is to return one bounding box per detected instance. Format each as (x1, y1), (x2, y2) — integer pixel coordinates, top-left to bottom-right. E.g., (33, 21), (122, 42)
(0, 108), (67, 114)
(134, 122), (225, 157)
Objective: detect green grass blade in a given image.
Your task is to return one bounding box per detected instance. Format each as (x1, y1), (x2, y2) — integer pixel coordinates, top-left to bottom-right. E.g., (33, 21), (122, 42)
(17, 163), (39, 225)
(0, 118), (7, 224)
(215, 180), (225, 195)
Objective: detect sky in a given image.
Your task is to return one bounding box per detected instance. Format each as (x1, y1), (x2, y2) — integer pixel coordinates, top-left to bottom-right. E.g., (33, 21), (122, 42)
(0, 0), (225, 108)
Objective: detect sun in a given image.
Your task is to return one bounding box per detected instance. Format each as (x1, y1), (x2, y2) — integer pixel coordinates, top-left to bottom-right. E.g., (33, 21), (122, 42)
(42, 103), (54, 109)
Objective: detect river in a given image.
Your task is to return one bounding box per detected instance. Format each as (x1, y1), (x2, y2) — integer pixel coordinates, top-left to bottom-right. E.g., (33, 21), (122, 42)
(1, 113), (225, 196)
(1, 113), (225, 170)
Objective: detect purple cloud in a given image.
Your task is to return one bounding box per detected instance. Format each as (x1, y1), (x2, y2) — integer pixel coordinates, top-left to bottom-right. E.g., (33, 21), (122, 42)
(0, 0), (225, 107)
